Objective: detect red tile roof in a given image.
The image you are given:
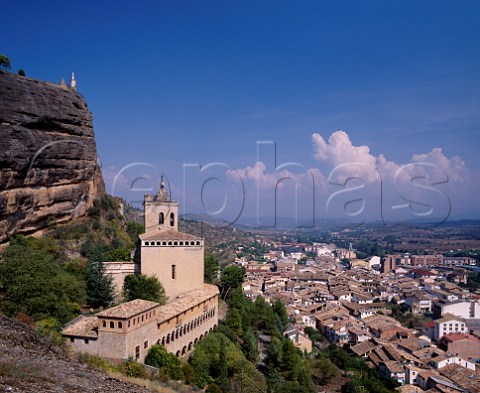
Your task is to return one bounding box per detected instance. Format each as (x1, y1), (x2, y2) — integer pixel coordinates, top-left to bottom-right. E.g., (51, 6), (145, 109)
(442, 332), (478, 342)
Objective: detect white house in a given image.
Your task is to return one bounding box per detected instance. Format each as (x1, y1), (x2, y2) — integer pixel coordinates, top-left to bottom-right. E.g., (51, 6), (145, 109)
(433, 314), (467, 343)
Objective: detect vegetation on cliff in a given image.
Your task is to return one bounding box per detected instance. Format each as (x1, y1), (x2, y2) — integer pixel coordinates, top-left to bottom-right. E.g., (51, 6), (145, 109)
(0, 195), (139, 323)
(0, 53), (11, 70)
(0, 238), (84, 324)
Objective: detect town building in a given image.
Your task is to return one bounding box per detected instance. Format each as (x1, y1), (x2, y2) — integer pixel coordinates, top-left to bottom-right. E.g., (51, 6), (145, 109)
(432, 314), (467, 343)
(439, 333), (480, 362)
(63, 179), (219, 362)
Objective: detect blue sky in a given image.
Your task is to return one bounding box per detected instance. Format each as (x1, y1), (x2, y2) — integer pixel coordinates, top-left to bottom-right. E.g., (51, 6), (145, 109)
(3, 1), (480, 225)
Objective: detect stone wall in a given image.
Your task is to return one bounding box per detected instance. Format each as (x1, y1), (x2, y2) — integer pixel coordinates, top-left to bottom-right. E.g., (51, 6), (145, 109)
(141, 244), (204, 299)
(159, 294), (218, 356)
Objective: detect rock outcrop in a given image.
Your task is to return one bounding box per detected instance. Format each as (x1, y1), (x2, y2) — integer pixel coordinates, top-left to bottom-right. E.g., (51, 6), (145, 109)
(0, 70), (105, 243)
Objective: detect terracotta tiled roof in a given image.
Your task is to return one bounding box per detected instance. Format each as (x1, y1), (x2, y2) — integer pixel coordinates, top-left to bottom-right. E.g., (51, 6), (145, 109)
(350, 340), (378, 356)
(381, 360), (405, 374)
(156, 284), (219, 321)
(97, 299), (159, 319)
(62, 315), (98, 338)
(139, 228), (201, 241)
(442, 332), (478, 342)
(439, 363), (480, 393)
(436, 313), (465, 324)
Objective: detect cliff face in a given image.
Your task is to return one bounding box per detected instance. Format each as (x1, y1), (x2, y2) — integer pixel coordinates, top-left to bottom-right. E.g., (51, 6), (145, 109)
(0, 70), (105, 243)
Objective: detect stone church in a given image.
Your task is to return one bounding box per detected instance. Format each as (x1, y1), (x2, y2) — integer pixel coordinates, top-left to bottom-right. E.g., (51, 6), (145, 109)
(63, 180), (219, 362)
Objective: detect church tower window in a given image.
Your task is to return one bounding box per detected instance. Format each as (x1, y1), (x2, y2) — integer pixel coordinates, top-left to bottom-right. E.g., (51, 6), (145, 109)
(170, 212), (175, 226)
(159, 212), (164, 224)
(172, 264), (176, 279)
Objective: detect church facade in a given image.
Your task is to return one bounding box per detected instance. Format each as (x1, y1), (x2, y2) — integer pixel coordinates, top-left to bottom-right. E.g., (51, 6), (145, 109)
(63, 180), (219, 362)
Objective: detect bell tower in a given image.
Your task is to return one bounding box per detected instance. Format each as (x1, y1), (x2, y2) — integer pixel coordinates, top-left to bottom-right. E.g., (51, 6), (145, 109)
(140, 177), (204, 299)
(143, 176), (179, 233)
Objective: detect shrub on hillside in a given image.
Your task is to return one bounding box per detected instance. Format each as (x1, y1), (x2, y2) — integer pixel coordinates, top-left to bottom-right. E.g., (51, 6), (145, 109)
(145, 344), (184, 380)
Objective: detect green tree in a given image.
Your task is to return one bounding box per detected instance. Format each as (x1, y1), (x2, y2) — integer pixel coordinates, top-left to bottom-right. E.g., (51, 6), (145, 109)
(252, 296), (278, 335)
(0, 54), (11, 70)
(0, 244), (76, 323)
(265, 336), (283, 374)
(272, 299), (288, 332)
(204, 255), (220, 284)
(145, 344), (184, 380)
(122, 274), (167, 304)
(220, 265), (246, 298)
(224, 307), (244, 337)
(281, 338), (301, 382)
(122, 359), (146, 378)
(304, 326), (324, 344)
(216, 335), (229, 392)
(190, 333), (223, 387)
(190, 332), (263, 389)
(311, 357), (338, 385)
(341, 380), (359, 393)
(18, 68), (25, 76)
(85, 259), (114, 308)
(126, 221), (144, 243)
(274, 380), (313, 393)
(206, 384), (223, 393)
(242, 327), (259, 363)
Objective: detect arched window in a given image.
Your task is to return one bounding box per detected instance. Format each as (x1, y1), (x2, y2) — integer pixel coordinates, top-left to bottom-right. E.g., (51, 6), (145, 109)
(102, 320), (106, 328)
(145, 241), (149, 246)
(118, 321), (123, 329)
(196, 241), (201, 246)
(172, 264), (176, 279)
(110, 321), (114, 329)
(170, 212), (175, 226)
(159, 212), (164, 224)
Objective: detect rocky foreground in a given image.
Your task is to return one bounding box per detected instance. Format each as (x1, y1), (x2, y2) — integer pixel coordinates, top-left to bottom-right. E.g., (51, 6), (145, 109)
(0, 316), (153, 393)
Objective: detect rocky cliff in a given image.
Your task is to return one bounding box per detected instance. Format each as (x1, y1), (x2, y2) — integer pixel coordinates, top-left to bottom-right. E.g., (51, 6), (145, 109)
(0, 70), (105, 243)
